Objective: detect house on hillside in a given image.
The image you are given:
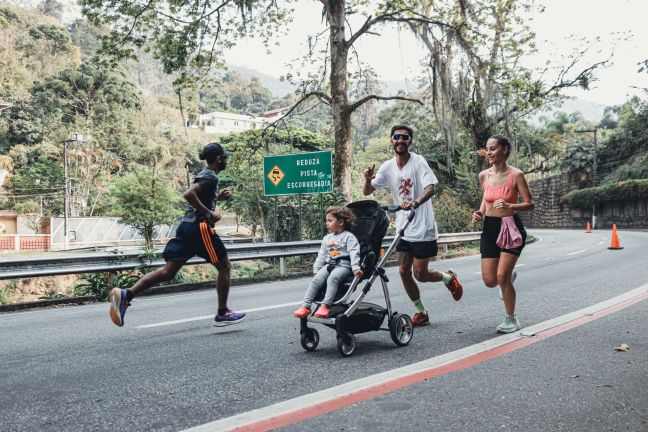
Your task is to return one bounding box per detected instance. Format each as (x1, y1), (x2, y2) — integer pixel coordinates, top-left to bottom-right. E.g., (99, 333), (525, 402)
(195, 111), (268, 134)
(262, 106), (290, 121)
(0, 102), (11, 112)
(192, 107), (289, 134)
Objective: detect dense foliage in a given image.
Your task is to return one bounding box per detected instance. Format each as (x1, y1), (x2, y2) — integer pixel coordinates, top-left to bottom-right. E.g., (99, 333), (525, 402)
(1, 3), (647, 242)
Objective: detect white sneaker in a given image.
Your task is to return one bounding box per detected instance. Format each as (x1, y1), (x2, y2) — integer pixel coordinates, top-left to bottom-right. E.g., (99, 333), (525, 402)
(496, 314), (521, 333)
(499, 270), (517, 301)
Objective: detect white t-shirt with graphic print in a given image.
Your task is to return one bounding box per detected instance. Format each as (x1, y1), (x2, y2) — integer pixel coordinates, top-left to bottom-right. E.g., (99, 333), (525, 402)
(371, 152), (439, 242)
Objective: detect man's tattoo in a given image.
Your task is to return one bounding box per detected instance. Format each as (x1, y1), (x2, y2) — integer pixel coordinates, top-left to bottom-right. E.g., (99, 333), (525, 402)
(397, 251), (412, 264)
(415, 184), (436, 205)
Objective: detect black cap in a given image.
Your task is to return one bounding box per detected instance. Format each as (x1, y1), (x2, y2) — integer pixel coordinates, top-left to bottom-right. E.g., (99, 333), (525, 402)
(199, 142), (233, 161)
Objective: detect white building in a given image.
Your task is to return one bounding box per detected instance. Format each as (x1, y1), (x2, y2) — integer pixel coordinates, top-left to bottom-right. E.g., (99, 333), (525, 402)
(194, 107), (290, 134)
(195, 111), (269, 134)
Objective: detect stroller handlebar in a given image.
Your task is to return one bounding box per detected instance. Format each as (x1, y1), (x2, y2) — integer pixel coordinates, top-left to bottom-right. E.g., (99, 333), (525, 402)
(381, 205), (403, 213)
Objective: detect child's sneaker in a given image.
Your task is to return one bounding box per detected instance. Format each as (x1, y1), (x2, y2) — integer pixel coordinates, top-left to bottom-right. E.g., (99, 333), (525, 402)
(293, 306), (311, 318)
(213, 309), (246, 327)
(445, 269), (463, 301)
(314, 304), (330, 318)
(109, 288), (130, 327)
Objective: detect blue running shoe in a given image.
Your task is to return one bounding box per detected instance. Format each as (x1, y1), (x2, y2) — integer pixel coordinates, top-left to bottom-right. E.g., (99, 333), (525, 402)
(213, 309), (246, 327)
(109, 288), (130, 327)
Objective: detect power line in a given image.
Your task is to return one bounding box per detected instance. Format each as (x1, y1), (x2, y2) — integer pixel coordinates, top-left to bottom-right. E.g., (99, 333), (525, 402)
(2, 192), (64, 199)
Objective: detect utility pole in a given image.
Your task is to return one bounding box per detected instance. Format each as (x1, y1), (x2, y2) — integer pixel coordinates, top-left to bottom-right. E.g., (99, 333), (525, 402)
(63, 138), (70, 250)
(575, 128), (598, 228)
(62, 133), (87, 250)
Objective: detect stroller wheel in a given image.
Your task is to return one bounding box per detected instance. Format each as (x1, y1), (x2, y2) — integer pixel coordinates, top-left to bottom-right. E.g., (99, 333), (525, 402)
(300, 327), (320, 351)
(336, 332), (356, 357)
(389, 313), (414, 346)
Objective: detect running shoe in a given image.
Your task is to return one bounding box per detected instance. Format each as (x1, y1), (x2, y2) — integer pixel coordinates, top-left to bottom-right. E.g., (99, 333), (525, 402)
(445, 269), (463, 301)
(293, 306), (311, 318)
(496, 314), (521, 333)
(412, 311), (430, 326)
(213, 309), (246, 327)
(109, 288), (130, 327)
(314, 304), (330, 319)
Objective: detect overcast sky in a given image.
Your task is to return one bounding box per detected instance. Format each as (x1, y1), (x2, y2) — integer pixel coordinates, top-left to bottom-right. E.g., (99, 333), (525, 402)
(226, 0), (648, 106)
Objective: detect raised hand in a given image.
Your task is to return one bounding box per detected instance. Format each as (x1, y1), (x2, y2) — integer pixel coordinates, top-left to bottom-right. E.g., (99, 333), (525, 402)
(363, 164), (375, 181)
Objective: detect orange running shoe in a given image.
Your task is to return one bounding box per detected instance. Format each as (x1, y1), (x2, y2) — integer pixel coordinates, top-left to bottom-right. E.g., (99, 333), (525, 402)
(412, 311), (430, 326)
(445, 269), (463, 301)
(293, 306), (311, 318)
(314, 304), (330, 318)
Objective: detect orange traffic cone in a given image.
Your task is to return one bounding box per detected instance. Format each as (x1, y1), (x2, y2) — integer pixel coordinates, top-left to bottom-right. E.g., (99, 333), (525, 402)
(608, 224), (623, 250)
(586, 221), (591, 233)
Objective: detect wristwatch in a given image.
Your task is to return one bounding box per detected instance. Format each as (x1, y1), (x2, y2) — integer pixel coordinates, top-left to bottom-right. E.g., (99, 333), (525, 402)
(411, 200), (419, 209)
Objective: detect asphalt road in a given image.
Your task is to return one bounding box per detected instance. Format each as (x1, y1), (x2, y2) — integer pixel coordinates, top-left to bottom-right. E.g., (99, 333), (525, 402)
(1, 229), (647, 432)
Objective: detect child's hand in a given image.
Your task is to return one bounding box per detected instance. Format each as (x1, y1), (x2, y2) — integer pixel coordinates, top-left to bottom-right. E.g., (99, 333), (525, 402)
(353, 269), (363, 279)
(218, 188), (232, 200)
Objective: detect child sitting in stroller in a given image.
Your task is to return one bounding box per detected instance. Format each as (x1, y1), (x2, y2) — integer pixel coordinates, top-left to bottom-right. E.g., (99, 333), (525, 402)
(293, 206), (364, 319)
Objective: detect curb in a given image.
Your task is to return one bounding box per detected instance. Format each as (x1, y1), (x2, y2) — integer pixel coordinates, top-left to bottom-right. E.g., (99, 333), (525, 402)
(0, 295), (97, 312)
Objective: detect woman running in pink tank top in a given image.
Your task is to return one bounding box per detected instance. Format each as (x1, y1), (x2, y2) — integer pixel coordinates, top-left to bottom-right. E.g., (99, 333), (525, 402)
(471, 135), (534, 333)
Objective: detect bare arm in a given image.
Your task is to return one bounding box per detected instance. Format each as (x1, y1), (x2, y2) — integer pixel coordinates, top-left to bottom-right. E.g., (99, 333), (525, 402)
(183, 183), (220, 224)
(511, 171), (534, 212)
(472, 171), (487, 224)
(413, 184), (436, 207)
(362, 164), (376, 196)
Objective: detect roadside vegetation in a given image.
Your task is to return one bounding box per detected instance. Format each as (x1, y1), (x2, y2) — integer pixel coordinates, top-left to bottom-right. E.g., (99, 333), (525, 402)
(1, 1), (647, 303)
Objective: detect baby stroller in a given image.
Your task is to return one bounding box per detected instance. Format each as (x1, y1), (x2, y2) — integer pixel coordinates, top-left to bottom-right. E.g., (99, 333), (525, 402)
(299, 200), (416, 357)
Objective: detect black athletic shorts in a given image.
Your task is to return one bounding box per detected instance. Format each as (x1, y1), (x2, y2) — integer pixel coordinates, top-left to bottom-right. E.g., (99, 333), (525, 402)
(396, 239), (438, 259)
(162, 220), (228, 264)
(480, 214), (527, 259)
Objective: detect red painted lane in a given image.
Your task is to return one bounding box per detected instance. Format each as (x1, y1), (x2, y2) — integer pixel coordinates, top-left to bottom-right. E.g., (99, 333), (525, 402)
(231, 289), (648, 432)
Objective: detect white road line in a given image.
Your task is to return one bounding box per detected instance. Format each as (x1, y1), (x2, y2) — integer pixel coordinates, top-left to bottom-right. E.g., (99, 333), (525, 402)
(136, 301), (301, 329)
(567, 249), (587, 256)
(516, 263), (526, 267)
(182, 282), (648, 432)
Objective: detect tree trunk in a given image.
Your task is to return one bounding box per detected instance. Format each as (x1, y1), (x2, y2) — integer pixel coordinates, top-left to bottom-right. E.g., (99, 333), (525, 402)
(325, 0), (353, 201)
(177, 91), (190, 142)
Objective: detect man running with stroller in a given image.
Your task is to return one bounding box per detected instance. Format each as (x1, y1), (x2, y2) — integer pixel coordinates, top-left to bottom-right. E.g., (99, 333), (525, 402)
(363, 125), (463, 326)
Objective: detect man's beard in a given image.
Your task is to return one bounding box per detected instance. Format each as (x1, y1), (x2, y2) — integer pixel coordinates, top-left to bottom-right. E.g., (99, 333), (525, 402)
(393, 143), (408, 155)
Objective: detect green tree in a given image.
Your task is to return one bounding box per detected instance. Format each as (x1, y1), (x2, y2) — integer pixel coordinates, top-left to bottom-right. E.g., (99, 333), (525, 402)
(110, 168), (181, 249)
(407, 0), (609, 168)
(218, 127), (339, 241)
(28, 25), (73, 56)
(10, 156), (64, 216)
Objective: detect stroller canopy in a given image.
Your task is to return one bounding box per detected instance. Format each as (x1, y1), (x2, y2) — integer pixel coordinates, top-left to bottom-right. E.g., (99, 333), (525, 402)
(346, 200), (389, 260)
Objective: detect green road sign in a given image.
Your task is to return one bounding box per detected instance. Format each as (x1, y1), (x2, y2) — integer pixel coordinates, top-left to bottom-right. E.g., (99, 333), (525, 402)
(263, 151), (333, 196)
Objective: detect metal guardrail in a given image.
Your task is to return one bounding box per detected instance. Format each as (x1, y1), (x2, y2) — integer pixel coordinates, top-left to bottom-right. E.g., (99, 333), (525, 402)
(0, 233), (480, 280)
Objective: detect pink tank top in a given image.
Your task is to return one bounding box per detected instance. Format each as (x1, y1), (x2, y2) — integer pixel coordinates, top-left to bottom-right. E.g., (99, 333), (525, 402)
(483, 169), (518, 204)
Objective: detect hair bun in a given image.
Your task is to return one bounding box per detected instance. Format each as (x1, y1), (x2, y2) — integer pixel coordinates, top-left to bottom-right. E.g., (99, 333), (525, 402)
(199, 152), (206, 160)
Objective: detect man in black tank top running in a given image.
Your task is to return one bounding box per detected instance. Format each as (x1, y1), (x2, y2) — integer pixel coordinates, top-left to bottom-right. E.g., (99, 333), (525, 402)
(108, 142), (246, 327)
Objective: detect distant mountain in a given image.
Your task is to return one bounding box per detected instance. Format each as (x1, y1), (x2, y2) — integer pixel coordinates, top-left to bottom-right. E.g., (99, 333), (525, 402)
(230, 66), (420, 99)
(4, 0), (81, 23)
(230, 65), (296, 98)
(553, 98), (607, 123)
(380, 79), (418, 96)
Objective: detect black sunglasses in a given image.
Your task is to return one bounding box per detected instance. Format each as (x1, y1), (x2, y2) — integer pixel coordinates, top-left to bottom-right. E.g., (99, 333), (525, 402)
(392, 134), (411, 141)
